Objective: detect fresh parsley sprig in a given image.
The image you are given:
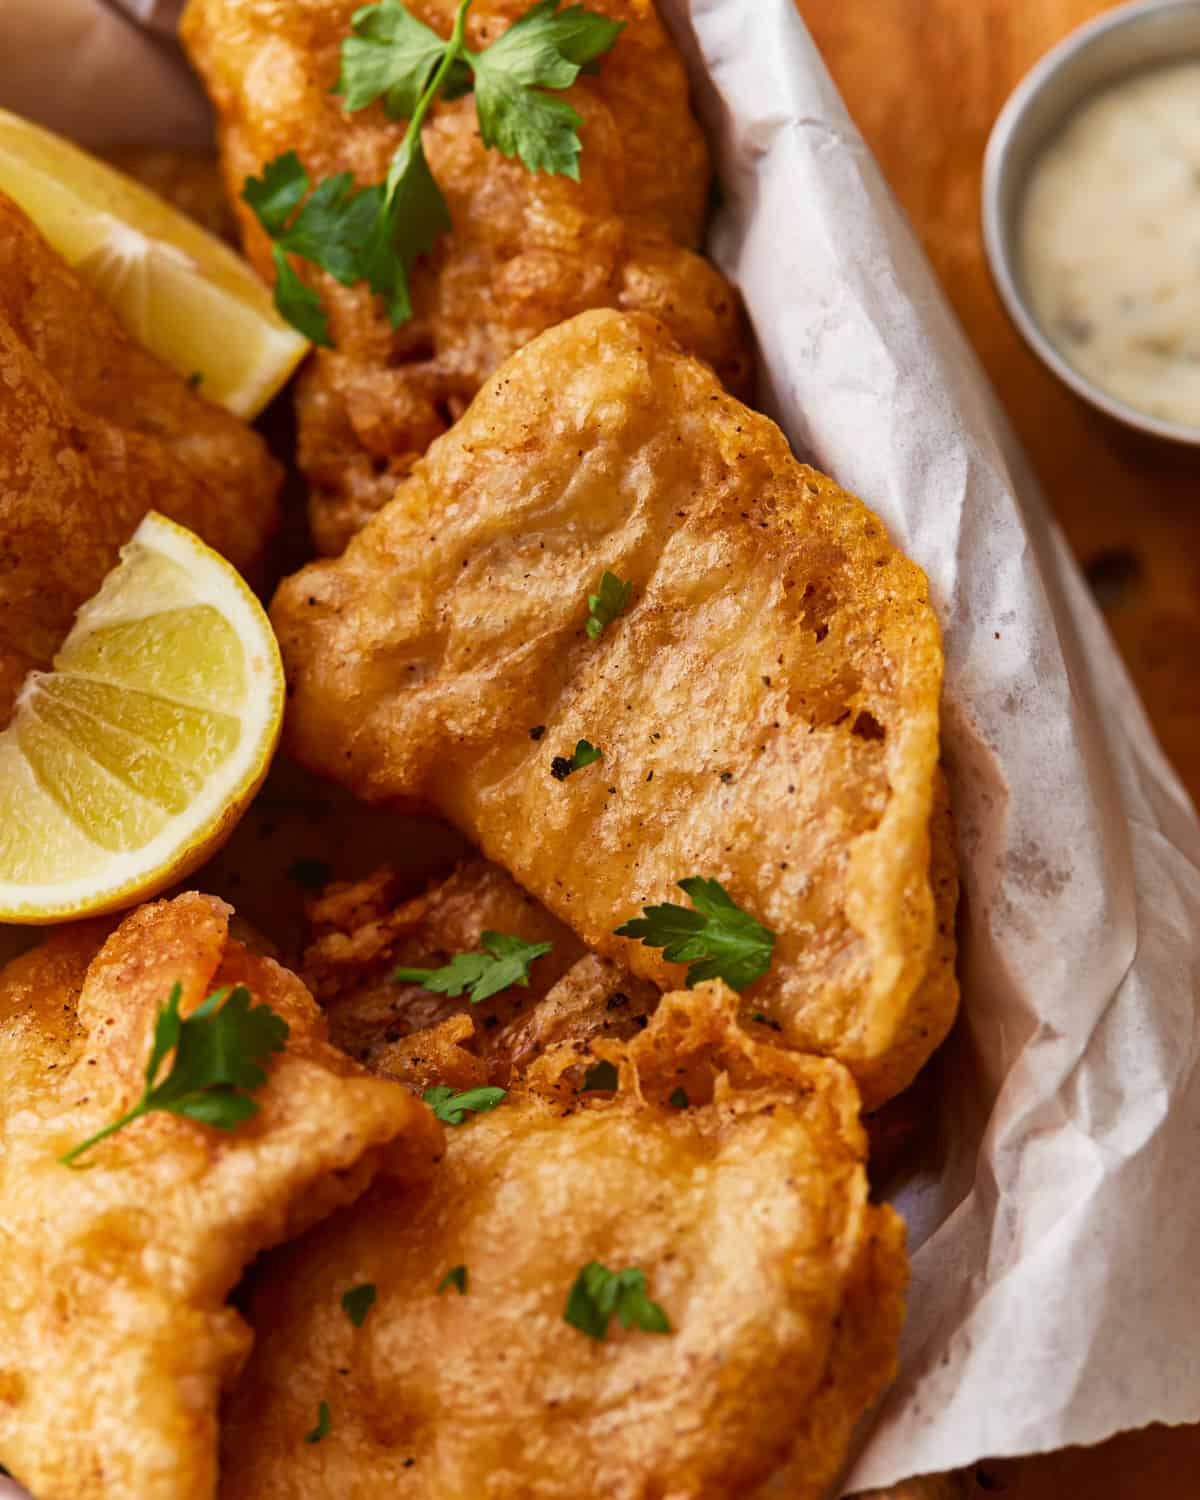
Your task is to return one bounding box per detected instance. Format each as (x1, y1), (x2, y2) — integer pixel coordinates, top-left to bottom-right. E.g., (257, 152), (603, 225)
(423, 1084), (507, 1125)
(394, 931), (552, 1003)
(585, 570), (632, 639)
(615, 878), (776, 992)
(242, 155), (386, 344)
(60, 982), (289, 1166)
(244, 0), (623, 338)
(564, 1262), (670, 1340)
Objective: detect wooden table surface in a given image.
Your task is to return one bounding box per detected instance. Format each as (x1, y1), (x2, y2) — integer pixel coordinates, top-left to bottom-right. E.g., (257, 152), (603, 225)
(798, 2), (1200, 1495)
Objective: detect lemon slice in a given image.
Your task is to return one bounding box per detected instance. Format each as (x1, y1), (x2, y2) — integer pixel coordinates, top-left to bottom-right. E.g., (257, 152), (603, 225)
(0, 107), (308, 418)
(0, 513), (284, 923)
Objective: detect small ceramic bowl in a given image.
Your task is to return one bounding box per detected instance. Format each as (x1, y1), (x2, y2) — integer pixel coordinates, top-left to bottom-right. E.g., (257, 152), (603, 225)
(981, 0), (1200, 447)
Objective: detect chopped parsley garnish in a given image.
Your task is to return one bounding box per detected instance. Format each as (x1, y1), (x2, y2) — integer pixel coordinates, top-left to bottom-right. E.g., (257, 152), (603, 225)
(60, 982), (289, 1166)
(579, 1059), (618, 1091)
(394, 931), (552, 1002)
(305, 1401), (332, 1444)
(615, 878), (775, 992)
(422, 1084), (507, 1125)
(341, 1283), (377, 1327)
(438, 1264), (469, 1294)
(669, 1087), (689, 1108)
(564, 1262), (671, 1340)
(550, 738), (602, 780)
(585, 570), (632, 639)
(244, 0), (623, 338)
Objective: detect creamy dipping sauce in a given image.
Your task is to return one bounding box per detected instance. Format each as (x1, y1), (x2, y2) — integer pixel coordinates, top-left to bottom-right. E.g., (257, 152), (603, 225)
(1019, 59), (1200, 430)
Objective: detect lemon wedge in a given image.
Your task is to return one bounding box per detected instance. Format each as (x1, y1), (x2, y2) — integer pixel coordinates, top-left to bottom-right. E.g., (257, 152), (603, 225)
(0, 513), (284, 923)
(0, 107), (307, 418)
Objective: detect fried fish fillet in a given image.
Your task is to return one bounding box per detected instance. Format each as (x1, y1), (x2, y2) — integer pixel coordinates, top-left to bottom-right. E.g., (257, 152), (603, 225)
(273, 310), (954, 1106)
(181, 0), (751, 554)
(303, 858), (658, 1083)
(220, 981), (907, 1500)
(0, 190), (281, 723)
(0, 893), (442, 1500)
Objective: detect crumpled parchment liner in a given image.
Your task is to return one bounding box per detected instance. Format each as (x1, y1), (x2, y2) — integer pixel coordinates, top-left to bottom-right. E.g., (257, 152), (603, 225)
(657, 0), (1200, 1488)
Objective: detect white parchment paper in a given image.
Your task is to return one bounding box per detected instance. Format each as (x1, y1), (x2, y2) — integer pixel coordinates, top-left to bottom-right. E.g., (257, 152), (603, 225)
(3, 0), (1200, 1493)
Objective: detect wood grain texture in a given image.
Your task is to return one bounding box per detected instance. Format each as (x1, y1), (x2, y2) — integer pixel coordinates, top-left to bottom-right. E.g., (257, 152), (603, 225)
(798, 2), (1200, 1495)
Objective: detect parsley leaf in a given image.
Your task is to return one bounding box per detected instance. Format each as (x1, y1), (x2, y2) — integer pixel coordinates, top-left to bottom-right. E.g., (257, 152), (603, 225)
(614, 877), (776, 992)
(472, 1), (624, 178)
(585, 570), (632, 639)
(438, 1264), (469, 1294)
(394, 931), (552, 1003)
(564, 1262), (670, 1340)
(305, 1401), (332, 1444)
(241, 151), (310, 236)
(341, 1283), (377, 1327)
(669, 1086), (689, 1108)
(60, 982), (289, 1166)
(335, 0), (468, 116)
(423, 1085), (507, 1125)
(551, 738), (602, 780)
(580, 1059), (618, 1091)
(243, 153), (386, 344)
(269, 250), (329, 344)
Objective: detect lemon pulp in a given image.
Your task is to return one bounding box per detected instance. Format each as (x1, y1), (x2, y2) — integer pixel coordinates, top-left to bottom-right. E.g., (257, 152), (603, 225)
(0, 106), (308, 417)
(0, 514), (284, 921)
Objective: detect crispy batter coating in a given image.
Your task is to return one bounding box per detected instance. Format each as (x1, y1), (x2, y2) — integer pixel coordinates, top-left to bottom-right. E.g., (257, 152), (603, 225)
(0, 191), (281, 723)
(220, 982), (907, 1500)
(274, 310), (953, 1105)
(303, 858), (658, 1083)
(181, 0), (751, 554)
(0, 893), (442, 1500)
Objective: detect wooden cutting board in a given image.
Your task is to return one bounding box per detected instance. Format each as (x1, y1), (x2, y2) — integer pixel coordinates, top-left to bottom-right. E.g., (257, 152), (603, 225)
(797, 2), (1200, 1495)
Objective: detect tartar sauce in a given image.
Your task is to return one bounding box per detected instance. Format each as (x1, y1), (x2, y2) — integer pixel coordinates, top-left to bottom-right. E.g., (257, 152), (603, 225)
(1019, 60), (1200, 430)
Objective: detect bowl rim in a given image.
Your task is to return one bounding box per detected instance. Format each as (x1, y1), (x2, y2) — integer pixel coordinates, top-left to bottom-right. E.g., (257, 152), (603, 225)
(981, 0), (1200, 448)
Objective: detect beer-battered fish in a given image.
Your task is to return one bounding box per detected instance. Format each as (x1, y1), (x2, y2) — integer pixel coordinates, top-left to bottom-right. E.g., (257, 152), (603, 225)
(181, 0), (751, 554)
(0, 191), (281, 723)
(220, 983), (907, 1500)
(0, 893), (442, 1500)
(303, 858), (658, 1082)
(273, 310), (954, 1106)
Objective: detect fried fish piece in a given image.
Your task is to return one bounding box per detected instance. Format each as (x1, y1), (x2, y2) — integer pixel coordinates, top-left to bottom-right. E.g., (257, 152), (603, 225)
(303, 858), (658, 1083)
(181, 0), (751, 554)
(0, 892), (442, 1500)
(220, 981), (907, 1500)
(0, 190), (281, 723)
(273, 309), (953, 1106)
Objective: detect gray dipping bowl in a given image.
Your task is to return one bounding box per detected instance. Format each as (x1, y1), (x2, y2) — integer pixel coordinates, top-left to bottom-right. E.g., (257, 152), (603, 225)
(982, 0), (1200, 448)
